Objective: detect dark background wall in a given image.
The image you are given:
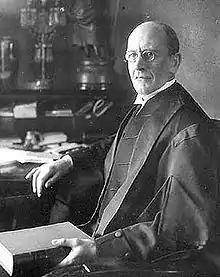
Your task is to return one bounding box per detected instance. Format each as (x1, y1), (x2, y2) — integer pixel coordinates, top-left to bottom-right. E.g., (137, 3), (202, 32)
(0, 0), (220, 118)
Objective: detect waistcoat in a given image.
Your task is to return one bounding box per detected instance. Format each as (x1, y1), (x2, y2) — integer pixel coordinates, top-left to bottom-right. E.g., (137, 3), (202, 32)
(99, 104), (144, 215)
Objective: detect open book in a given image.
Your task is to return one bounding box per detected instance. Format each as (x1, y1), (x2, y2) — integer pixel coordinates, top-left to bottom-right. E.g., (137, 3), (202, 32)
(0, 222), (91, 276)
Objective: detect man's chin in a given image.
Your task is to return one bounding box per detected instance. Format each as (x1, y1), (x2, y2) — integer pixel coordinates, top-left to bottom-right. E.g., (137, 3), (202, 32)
(135, 86), (154, 96)
(133, 82), (154, 95)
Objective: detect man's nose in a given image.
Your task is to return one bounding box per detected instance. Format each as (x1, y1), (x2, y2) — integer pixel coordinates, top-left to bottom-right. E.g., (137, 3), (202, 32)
(134, 54), (147, 69)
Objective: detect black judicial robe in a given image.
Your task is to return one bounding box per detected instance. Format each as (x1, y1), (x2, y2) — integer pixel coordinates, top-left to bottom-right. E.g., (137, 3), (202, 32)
(68, 82), (220, 268)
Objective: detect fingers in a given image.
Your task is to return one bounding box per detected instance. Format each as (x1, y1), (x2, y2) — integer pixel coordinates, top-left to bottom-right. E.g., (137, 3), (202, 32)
(45, 172), (59, 189)
(57, 252), (76, 267)
(52, 238), (78, 267)
(53, 239), (83, 268)
(34, 168), (46, 197)
(35, 166), (55, 197)
(25, 167), (40, 194)
(25, 167), (39, 181)
(26, 164), (56, 197)
(25, 158), (69, 197)
(51, 238), (96, 268)
(52, 238), (78, 248)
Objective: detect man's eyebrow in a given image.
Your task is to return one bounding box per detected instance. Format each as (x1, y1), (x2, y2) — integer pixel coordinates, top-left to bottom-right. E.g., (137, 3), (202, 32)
(126, 49), (160, 52)
(125, 50), (137, 52)
(142, 49), (160, 52)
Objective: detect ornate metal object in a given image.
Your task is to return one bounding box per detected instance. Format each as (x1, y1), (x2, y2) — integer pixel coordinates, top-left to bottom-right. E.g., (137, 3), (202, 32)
(0, 37), (18, 81)
(76, 58), (115, 91)
(20, 0), (66, 90)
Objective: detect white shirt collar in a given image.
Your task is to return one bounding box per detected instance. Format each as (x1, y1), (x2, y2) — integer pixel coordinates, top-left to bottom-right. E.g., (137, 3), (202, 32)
(134, 79), (176, 106)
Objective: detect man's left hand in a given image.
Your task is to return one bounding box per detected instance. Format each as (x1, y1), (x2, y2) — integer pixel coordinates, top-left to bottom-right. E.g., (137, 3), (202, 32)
(52, 238), (97, 267)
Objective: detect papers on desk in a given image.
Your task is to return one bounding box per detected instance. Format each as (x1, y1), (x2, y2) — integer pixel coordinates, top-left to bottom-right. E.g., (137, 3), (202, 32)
(0, 137), (22, 148)
(0, 148), (61, 164)
(13, 102), (37, 119)
(39, 132), (67, 146)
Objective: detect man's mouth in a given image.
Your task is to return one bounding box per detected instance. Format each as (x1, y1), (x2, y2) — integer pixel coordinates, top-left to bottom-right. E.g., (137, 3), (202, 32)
(135, 76), (151, 80)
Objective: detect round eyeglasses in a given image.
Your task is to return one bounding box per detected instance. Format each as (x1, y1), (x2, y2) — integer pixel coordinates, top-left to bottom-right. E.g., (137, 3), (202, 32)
(124, 50), (156, 63)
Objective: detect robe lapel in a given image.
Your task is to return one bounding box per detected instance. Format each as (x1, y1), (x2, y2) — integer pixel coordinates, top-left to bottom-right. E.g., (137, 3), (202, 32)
(96, 87), (183, 235)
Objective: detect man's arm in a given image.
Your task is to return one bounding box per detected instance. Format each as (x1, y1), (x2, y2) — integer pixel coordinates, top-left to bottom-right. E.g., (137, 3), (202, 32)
(66, 134), (115, 169)
(26, 134), (115, 197)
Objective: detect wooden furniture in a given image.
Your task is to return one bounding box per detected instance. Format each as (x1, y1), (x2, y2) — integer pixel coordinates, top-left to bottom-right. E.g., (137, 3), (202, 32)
(0, 88), (126, 143)
(0, 88), (125, 231)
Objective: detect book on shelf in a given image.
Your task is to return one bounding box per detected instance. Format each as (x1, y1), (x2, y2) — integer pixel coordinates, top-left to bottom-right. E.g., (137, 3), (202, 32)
(0, 222), (91, 276)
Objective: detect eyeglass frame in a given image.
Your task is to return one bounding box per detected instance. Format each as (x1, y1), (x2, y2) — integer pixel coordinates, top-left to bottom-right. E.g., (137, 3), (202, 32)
(124, 49), (161, 63)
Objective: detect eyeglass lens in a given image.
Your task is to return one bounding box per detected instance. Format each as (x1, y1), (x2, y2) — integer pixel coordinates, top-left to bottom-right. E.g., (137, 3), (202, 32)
(125, 50), (155, 62)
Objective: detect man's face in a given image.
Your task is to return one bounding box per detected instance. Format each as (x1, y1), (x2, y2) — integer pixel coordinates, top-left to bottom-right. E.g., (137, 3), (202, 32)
(126, 22), (179, 96)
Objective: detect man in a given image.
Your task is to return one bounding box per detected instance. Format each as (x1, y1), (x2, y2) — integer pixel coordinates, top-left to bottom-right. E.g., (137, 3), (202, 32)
(26, 21), (220, 271)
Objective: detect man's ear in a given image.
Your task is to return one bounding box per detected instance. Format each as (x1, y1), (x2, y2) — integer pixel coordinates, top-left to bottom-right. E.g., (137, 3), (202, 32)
(170, 53), (181, 74)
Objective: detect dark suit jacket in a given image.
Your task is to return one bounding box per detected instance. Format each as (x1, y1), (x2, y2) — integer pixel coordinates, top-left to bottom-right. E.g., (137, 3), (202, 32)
(68, 82), (220, 269)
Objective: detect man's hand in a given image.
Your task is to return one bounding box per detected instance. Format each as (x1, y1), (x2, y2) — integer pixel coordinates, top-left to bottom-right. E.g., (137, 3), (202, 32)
(52, 238), (97, 267)
(25, 155), (73, 197)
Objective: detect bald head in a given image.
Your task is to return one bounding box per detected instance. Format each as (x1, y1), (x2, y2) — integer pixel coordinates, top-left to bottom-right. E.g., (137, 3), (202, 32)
(128, 21), (180, 56)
